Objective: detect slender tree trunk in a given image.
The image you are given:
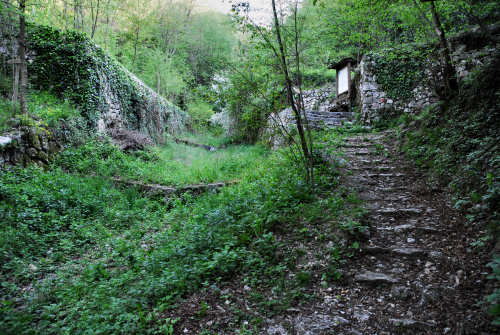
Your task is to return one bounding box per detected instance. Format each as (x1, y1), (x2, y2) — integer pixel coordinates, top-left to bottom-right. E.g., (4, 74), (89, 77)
(18, 0), (27, 114)
(91, 0), (100, 39)
(271, 0), (312, 183)
(292, 1), (314, 183)
(132, 26), (139, 65)
(104, 0), (111, 49)
(12, 63), (19, 112)
(64, 0), (68, 29)
(429, 2), (458, 94)
(73, 0), (78, 30)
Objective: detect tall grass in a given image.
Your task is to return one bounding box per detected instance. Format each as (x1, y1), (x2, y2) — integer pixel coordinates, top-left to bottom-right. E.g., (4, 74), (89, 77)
(56, 138), (269, 186)
(0, 134), (355, 334)
(0, 97), (15, 132)
(0, 90), (79, 133)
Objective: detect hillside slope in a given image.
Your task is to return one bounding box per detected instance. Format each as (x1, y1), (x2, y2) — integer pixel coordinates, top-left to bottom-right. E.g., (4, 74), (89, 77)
(0, 23), (187, 143)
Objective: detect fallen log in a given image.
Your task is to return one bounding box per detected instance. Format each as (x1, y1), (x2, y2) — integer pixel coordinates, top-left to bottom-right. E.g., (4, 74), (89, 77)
(112, 177), (238, 196)
(173, 138), (218, 151)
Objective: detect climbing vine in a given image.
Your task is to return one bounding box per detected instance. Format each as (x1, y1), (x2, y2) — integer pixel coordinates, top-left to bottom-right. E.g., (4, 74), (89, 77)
(369, 46), (432, 102)
(27, 24), (185, 138)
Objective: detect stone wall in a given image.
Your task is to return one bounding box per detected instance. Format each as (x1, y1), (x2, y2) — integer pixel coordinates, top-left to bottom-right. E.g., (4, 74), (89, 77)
(106, 69), (188, 142)
(358, 25), (500, 125)
(0, 125), (61, 167)
(358, 56), (438, 125)
(0, 21), (188, 147)
(264, 85), (354, 148)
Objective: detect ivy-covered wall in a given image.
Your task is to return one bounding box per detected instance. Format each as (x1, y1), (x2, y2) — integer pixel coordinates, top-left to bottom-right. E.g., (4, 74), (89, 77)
(358, 25), (500, 125)
(3, 24), (187, 142)
(358, 47), (439, 125)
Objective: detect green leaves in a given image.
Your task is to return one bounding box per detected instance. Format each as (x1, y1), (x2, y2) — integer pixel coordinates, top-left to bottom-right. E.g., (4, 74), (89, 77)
(370, 47), (429, 102)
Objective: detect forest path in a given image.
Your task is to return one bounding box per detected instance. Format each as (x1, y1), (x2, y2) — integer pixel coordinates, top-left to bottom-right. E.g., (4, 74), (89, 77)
(266, 130), (492, 335)
(167, 131), (493, 335)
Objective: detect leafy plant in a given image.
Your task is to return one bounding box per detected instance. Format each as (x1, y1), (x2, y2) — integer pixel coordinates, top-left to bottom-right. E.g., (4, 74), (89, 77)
(0, 136), (357, 334)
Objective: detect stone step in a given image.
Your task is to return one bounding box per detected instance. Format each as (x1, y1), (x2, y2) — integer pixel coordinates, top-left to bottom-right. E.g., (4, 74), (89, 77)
(365, 173), (405, 178)
(351, 166), (396, 172)
(363, 246), (428, 257)
(361, 194), (411, 202)
(348, 150), (375, 156)
(374, 186), (410, 192)
(307, 117), (345, 124)
(375, 207), (424, 217)
(347, 135), (385, 142)
(377, 224), (442, 234)
(365, 201), (414, 209)
(356, 159), (386, 165)
(307, 118), (344, 124)
(388, 318), (435, 331)
(355, 271), (399, 284)
(307, 111), (352, 118)
(310, 122), (343, 128)
(308, 116), (352, 122)
(345, 176), (378, 186)
(340, 143), (376, 149)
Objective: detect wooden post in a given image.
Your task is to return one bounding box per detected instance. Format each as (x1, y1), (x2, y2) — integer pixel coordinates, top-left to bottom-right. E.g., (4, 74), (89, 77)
(19, 0), (28, 115)
(336, 67), (339, 97)
(7, 58), (21, 113)
(347, 61), (352, 98)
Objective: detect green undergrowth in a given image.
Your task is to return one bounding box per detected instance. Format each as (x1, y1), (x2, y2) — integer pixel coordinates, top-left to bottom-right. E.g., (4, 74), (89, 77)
(0, 129), (362, 334)
(397, 52), (500, 324)
(56, 136), (268, 186)
(172, 132), (234, 148)
(0, 90), (80, 133)
(0, 97), (14, 132)
(26, 23), (185, 138)
(27, 91), (79, 125)
(297, 67), (337, 89)
(368, 45), (432, 102)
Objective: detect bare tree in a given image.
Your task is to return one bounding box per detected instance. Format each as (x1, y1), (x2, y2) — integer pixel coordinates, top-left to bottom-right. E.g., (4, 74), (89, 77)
(18, 0), (27, 114)
(271, 0), (314, 183)
(231, 0), (315, 183)
(428, 1), (458, 94)
(90, 0), (100, 38)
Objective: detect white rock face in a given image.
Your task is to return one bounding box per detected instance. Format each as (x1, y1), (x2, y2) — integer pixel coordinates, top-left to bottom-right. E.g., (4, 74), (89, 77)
(264, 85), (354, 148)
(0, 136), (12, 146)
(209, 111), (236, 135)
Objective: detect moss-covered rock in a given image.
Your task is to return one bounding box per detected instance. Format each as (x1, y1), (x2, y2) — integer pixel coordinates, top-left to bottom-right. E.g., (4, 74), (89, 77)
(25, 24), (188, 143)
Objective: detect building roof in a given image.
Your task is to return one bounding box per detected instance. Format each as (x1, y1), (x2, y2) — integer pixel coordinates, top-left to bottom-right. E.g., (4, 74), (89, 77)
(328, 57), (357, 70)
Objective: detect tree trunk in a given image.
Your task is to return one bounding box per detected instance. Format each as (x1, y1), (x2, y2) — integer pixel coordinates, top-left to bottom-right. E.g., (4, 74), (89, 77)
(18, 0), (27, 114)
(64, 0), (68, 29)
(12, 63), (19, 112)
(104, 0), (111, 49)
(292, 1), (314, 184)
(271, 0), (312, 183)
(91, 0), (100, 39)
(429, 2), (458, 94)
(133, 27), (139, 65)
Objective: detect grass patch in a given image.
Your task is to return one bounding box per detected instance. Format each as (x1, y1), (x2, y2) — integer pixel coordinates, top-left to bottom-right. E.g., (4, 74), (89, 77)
(27, 91), (79, 125)
(0, 129), (362, 334)
(56, 137), (269, 186)
(0, 97), (15, 133)
(172, 131), (234, 148)
(0, 90), (80, 133)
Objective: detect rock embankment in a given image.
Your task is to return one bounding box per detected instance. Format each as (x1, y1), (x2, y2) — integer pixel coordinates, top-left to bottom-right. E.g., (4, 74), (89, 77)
(0, 125), (60, 166)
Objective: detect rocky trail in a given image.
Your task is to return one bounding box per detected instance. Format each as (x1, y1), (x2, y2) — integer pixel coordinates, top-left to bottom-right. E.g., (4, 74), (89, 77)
(169, 131), (495, 335)
(265, 131), (494, 335)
